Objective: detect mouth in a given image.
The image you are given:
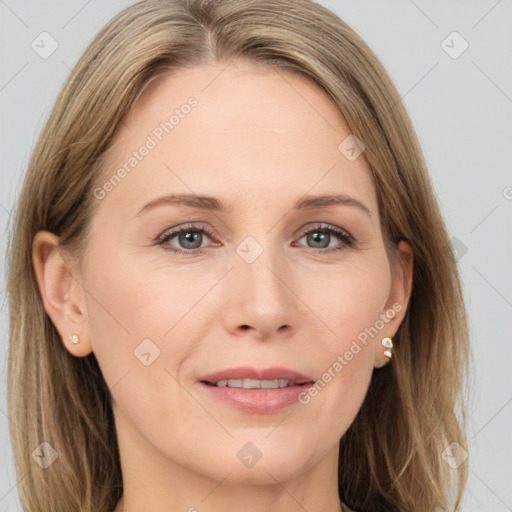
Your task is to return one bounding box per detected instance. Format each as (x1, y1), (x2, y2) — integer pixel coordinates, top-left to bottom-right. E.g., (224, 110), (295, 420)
(201, 378), (312, 389)
(197, 367), (315, 413)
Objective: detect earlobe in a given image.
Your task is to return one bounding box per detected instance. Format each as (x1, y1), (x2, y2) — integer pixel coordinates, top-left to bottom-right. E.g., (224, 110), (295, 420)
(374, 337), (394, 368)
(32, 231), (93, 357)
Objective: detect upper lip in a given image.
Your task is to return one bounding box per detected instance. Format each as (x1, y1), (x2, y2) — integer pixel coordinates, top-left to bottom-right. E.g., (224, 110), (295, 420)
(199, 366), (313, 384)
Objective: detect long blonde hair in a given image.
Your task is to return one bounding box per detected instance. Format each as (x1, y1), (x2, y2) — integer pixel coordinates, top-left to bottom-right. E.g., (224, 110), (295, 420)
(7, 0), (470, 510)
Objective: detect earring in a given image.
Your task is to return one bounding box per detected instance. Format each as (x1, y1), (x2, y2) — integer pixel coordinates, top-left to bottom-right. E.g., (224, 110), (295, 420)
(381, 337), (393, 359)
(69, 334), (80, 345)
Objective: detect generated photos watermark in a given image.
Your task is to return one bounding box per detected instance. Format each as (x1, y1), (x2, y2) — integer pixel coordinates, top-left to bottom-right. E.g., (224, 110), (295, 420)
(93, 96), (198, 200)
(298, 302), (403, 404)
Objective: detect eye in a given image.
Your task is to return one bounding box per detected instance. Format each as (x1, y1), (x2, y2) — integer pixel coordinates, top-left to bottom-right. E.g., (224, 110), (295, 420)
(157, 223), (216, 255)
(293, 223), (355, 253)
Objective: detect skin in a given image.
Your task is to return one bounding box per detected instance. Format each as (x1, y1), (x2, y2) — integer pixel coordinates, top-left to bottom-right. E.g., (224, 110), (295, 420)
(33, 60), (413, 512)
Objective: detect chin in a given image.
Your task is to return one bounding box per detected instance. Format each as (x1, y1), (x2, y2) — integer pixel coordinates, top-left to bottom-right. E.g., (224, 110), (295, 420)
(199, 440), (322, 485)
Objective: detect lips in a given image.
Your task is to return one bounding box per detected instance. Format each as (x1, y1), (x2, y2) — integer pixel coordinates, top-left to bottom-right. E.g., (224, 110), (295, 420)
(199, 366), (313, 385)
(197, 366), (315, 413)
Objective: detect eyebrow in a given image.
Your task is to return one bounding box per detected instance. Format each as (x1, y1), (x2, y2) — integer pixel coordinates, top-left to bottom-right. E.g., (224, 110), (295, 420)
(136, 193), (373, 219)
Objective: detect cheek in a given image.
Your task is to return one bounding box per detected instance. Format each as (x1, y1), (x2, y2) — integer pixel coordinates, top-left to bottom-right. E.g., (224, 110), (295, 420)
(81, 250), (211, 441)
(304, 253), (391, 344)
(81, 243), (227, 409)
(296, 255), (390, 435)
(80, 250), (164, 386)
(84, 245), (212, 346)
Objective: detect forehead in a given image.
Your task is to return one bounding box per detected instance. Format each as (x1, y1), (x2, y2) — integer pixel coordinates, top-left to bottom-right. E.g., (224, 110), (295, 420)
(95, 60), (378, 218)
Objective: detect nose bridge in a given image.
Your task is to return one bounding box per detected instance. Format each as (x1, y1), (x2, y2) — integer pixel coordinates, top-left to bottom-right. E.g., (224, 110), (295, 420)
(224, 230), (300, 338)
(236, 231), (289, 302)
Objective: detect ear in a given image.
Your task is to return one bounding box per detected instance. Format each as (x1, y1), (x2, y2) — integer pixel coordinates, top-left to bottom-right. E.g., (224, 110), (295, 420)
(374, 239), (414, 368)
(32, 231), (93, 357)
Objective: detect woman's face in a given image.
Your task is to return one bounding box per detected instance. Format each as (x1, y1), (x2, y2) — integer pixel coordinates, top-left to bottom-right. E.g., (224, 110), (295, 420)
(49, 60), (412, 485)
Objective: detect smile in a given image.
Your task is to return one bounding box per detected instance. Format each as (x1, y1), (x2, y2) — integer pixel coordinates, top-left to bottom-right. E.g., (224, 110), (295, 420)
(204, 378), (299, 389)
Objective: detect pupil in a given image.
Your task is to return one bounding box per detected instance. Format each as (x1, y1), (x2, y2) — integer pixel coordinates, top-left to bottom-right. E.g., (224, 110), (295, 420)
(181, 231), (201, 249)
(309, 231), (329, 248)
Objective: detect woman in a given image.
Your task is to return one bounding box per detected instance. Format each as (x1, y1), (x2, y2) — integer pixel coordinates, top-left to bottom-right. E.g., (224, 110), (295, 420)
(6, 0), (470, 511)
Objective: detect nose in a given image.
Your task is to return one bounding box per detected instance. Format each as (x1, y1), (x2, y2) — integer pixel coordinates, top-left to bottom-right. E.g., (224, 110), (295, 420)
(222, 240), (302, 341)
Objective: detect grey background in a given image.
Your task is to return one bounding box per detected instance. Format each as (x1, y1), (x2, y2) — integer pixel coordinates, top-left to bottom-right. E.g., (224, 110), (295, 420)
(1, 1), (511, 510)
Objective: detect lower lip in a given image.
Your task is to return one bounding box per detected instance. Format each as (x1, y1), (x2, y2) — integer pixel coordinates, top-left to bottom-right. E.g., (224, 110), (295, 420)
(198, 382), (313, 413)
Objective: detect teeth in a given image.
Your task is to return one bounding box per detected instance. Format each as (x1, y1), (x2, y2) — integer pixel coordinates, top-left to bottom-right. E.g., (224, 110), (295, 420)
(213, 378), (295, 389)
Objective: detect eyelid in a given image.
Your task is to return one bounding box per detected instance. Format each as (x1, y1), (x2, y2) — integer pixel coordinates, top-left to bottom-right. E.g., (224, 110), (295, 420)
(157, 222), (216, 242)
(296, 223), (354, 243)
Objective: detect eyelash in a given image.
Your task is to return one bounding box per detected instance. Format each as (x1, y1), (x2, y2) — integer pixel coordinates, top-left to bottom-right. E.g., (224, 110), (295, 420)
(156, 223), (356, 256)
